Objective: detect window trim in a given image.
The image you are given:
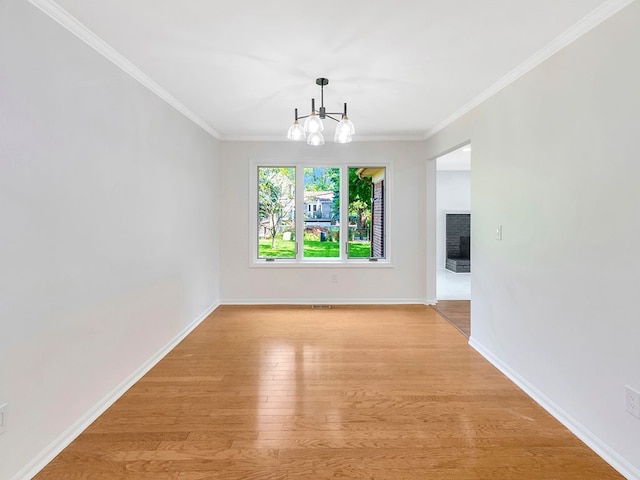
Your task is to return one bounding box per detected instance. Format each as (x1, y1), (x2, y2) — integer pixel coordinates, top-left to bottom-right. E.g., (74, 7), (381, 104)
(250, 159), (392, 268)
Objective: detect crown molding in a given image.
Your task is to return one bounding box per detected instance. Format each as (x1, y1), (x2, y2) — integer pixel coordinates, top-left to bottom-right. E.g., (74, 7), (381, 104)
(27, 0), (221, 140)
(424, 0), (637, 140)
(353, 134), (426, 142)
(220, 135), (287, 142)
(219, 134), (426, 142)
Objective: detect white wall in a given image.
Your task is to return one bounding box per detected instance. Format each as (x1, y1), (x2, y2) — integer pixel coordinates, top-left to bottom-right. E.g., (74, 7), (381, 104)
(435, 169), (471, 300)
(425, 2), (640, 476)
(0, 2), (220, 478)
(219, 141), (426, 304)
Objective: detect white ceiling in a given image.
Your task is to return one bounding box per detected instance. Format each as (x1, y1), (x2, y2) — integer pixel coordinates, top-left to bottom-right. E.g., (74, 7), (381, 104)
(437, 146), (471, 171)
(49, 0), (614, 140)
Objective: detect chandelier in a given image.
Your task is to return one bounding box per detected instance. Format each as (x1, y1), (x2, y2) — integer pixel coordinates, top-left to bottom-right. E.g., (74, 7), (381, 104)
(287, 78), (355, 145)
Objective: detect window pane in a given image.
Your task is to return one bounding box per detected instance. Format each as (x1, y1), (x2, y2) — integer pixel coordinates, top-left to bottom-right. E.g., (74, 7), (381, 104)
(303, 167), (340, 258)
(348, 167), (385, 259)
(258, 167), (296, 258)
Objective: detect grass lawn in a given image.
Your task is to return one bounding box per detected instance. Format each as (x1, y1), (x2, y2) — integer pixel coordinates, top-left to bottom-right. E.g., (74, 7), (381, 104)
(259, 238), (371, 258)
(259, 238), (296, 257)
(304, 240), (340, 257)
(348, 242), (371, 258)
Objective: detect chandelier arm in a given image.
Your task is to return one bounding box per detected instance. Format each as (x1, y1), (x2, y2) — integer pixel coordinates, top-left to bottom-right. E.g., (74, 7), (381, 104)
(325, 114), (341, 123)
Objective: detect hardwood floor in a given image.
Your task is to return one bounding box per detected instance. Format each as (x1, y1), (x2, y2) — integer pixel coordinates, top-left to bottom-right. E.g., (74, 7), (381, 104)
(433, 300), (471, 337)
(34, 305), (621, 479)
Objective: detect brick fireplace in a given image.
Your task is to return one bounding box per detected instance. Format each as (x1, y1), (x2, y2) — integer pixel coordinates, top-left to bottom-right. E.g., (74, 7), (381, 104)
(445, 213), (471, 273)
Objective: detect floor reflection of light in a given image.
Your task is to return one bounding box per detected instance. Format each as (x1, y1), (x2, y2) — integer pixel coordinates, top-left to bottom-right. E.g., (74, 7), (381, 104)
(257, 340), (343, 445)
(257, 341), (294, 437)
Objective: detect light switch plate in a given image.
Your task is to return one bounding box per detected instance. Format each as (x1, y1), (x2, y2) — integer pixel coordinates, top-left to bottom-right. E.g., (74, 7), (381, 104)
(626, 386), (640, 419)
(0, 402), (7, 434)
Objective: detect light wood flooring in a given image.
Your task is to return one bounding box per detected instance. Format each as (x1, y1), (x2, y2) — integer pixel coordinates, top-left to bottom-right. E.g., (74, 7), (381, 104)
(433, 300), (471, 337)
(34, 305), (621, 479)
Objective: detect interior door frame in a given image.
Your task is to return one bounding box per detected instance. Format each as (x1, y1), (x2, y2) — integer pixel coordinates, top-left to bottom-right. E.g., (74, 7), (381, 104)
(426, 141), (472, 304)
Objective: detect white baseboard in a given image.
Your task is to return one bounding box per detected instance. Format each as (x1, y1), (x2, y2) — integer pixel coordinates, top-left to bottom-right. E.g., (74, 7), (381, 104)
(12, 302), (219, 480)
(219, 298), (427, 305)
(469, 337), (640, 480)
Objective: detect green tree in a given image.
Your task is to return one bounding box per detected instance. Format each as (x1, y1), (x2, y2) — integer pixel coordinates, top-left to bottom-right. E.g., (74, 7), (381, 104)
(325, 168), (340, 220)
(304, 168), (332, 191)
(259, 168), (295, 248)
(349, 168), (372, 239)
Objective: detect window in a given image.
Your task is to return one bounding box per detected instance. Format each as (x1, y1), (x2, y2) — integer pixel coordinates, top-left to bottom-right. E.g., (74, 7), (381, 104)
(253, 163), (387, 264)
(347, 167), (385, 259)
(303, 167), (340, 259)
(257, 167), (295, 259)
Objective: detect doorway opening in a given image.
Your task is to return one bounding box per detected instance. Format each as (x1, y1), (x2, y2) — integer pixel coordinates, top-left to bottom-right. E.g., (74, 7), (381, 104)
(433, 144), (471, 337)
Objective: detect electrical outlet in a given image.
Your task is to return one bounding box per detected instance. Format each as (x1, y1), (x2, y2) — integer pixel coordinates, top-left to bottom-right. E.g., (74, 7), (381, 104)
(496, 225), (503, 241)
(626, 386), (640, 419)
(0, 402), (7, 434)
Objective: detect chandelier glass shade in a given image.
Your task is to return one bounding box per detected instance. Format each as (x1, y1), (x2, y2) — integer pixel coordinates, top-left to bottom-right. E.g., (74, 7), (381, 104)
(307, 131), (325, 146)
(287, 78), (355, 145)
(286, 112), (306, 141)
(334, 116), (355, 144)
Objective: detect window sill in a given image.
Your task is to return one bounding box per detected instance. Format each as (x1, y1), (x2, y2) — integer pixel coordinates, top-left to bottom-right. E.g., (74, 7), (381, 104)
(250, 259), (393, 268)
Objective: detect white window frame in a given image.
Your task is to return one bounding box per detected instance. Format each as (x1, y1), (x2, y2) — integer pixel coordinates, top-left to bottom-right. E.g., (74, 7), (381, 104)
(249, 159), (392, 268)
